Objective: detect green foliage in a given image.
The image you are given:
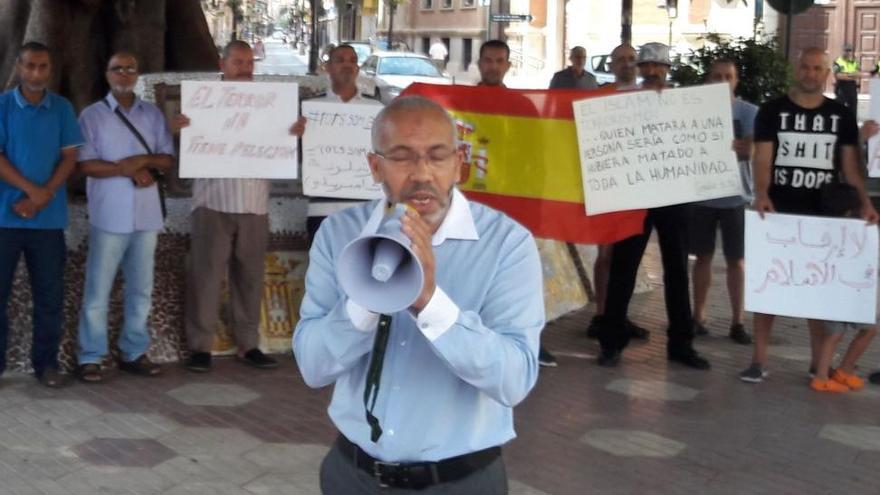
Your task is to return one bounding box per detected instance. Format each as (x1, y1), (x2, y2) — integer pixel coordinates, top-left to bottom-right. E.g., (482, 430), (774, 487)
(670, 34), (793, 105)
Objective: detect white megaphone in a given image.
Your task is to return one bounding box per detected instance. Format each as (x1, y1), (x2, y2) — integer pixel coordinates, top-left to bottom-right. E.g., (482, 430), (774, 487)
(337, 203), (425, 314)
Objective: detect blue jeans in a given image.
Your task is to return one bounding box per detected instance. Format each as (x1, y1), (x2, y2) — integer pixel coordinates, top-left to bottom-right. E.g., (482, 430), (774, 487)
(77, 226), (157, 364)
(0, 228), (65, 376)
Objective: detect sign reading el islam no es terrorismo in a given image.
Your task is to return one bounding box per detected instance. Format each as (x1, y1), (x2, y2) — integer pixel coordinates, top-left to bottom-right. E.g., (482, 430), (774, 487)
(573, 83), (742, 215)
(179, 81), (299, 179)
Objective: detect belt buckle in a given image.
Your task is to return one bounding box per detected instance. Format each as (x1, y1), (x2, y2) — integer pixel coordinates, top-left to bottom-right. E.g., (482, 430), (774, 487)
(373, 461), (401, 488)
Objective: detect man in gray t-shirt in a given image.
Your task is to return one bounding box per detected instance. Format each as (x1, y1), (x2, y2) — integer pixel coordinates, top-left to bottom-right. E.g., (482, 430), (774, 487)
(689, 60), (758, 345)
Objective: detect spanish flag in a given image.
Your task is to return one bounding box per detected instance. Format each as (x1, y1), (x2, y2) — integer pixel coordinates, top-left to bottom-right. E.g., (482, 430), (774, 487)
(401, 83), (646, 244)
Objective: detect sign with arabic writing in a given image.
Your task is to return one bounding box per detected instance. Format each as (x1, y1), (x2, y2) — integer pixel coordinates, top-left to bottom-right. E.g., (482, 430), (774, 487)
(179, 81), (299, 179)
(301, 101), (383, 199)
(744, 211), (879, 324)
(573, 83), (743, 215)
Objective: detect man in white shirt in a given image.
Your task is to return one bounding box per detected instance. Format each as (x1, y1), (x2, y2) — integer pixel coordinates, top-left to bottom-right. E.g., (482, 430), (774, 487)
(429, 39), (448, 70)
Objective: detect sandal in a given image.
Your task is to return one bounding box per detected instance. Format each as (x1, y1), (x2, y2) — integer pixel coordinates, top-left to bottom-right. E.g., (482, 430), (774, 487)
(78, 363), (104, 383)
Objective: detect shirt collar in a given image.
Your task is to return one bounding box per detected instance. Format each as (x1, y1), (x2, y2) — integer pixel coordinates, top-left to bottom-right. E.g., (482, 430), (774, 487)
(105, 91), (142, 113)
(360, 188), (479, 246)
(325, 84), (365, 103)
(14, 86), (50, 109)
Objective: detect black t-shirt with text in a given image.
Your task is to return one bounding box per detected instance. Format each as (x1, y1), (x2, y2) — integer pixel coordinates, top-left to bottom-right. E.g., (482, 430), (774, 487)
(754, 96), (858, 214)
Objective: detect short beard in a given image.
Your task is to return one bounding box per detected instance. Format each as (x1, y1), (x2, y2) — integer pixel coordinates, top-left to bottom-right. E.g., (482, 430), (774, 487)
(21, 82), (46, 93)
(111, 83), (136, 95)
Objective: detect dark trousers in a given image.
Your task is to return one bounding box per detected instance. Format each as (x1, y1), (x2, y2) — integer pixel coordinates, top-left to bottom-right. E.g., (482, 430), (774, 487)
(0, 228), (66, 376)
(835, 82), (858, 116)
(319, 440), (508, 494)
(599, 205), (694, 353)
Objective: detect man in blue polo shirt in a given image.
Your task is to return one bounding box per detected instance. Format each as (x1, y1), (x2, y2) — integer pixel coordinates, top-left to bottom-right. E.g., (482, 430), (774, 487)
(0, 42), (83, 388)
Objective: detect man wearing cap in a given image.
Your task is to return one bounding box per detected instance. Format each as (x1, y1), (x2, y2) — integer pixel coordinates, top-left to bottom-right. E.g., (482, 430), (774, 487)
(595, 42), (710, 370)
(833, 43), (861, 114)
(549, 46), (597, 90)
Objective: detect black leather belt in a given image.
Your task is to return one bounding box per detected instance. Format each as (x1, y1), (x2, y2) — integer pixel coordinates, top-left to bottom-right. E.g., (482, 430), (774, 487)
(335, 435), (501, 490)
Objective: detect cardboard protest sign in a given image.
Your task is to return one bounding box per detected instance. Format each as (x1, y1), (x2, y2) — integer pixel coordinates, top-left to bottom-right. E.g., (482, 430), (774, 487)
(573, 83), (742, 215)
(301, 101), (383, 199)
(744, 211), (879, 324)
(867, 79), (880, 178)
(179, 81), (298, 179)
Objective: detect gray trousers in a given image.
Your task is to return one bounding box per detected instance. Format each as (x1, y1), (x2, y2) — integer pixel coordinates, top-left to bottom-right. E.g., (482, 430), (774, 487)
(319, 441), (508, 494)
(185, 207), (269, 352)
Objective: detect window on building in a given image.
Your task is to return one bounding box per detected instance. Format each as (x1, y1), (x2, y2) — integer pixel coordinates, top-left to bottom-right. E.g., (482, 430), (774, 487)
(463, 38), (473, 70)
(422, 37), (431, 55)
(421, 0), (432, 9)
(441, 0), (452, 8)
(461, 0), (475, 7)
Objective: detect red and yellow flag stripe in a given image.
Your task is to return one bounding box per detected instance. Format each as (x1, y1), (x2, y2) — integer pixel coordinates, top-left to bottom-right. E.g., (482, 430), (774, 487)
(402, 83), (645, 244)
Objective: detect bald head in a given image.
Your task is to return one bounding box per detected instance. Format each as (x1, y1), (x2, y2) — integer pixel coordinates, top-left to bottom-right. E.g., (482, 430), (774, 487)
(371, 96), (456, 151)
(794, 47), (830, 95)
(609, 43), (637, 86)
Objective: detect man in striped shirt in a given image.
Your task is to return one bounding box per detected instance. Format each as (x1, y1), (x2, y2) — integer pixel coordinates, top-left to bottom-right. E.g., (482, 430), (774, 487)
(174, 40), (297, 372)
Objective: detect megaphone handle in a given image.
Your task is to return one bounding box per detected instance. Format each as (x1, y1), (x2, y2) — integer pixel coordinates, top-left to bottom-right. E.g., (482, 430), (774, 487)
(364, 314), (392, 442)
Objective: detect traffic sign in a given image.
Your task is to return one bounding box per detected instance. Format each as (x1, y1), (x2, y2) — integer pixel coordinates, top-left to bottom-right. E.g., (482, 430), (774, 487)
(489, 13), (533, 23)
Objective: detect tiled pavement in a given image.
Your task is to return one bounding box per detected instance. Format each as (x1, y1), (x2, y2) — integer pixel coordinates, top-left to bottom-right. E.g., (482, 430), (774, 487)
(2, 241), (880, 494)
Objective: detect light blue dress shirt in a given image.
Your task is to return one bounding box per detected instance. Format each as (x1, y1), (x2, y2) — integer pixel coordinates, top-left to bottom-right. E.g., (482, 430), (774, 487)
(294, 189), (545, 462)
(0, 87), (82, 229)
(78, 93), (175, 233)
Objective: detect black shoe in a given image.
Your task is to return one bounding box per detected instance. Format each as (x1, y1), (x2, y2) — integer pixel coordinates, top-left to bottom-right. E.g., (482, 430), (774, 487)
(38, 368), (71, 388)
(238, 348), (279, 369)
(667, 348), (711, 370)
(119, 355), (162, 376)
(869, 371), (880, 385)
(626, 319), (649, 340)
(693, 321), (710, 336)
(186, 352), (212, 373)
(538, 347), (558, 367)
(597, 348), (621, 367)
(728, 324), (752, 345)
(586, 315), (601, 339)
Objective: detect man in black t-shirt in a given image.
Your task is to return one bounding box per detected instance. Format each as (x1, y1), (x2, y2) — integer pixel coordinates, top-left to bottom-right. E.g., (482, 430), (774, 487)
(742, 47), (878, 391)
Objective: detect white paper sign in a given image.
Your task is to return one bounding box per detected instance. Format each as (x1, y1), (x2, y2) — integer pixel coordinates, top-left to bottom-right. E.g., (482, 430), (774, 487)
(179, 81), (299, 179)
(573, 83), (742, 215)
(867, 79), (880, 178)
(744, 211), (879, 324)
(301, 101), (383, 199)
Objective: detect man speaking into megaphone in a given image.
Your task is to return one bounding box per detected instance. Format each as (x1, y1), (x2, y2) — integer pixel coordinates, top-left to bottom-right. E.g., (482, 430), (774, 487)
(294, 96), (545, 493)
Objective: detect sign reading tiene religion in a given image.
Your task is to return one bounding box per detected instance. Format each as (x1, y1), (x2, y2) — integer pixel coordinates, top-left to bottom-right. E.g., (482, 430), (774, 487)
(179, 81), (299, 179)
(301, 101), (383, 199)
(573, 83), (742, 215)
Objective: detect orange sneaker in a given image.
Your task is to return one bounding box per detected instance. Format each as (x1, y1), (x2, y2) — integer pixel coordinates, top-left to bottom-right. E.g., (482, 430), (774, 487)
(810, 378), (850, 393)
(832, 369), (865, 390)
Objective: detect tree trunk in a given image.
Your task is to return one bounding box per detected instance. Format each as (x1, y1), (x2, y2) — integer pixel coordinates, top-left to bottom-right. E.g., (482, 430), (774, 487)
(388, 2), (395, 50)
(0, 0), (219, 111)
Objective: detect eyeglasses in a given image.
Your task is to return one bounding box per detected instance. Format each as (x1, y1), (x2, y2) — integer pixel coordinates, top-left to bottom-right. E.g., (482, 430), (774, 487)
(372, 148), (457, 169)
(108, 66), (138, 75)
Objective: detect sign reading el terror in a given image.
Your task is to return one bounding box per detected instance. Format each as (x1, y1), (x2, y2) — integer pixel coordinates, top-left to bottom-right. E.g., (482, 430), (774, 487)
(573, 83), (742, 215)
(301, 101), (383, 199)
(744, 211), (879, 324)
(179, 81), (299, 179)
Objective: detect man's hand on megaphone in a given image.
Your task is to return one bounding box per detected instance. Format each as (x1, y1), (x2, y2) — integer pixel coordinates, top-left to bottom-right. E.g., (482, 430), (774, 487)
(401, 208), (436, 313)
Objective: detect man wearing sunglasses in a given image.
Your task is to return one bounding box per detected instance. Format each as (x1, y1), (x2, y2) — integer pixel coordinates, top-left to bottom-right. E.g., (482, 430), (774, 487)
(74, 51), (175, 383)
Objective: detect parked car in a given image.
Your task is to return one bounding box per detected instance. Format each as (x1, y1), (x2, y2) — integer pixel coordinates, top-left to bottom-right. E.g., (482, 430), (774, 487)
(586, 54), (616, 85)
(357, 52), (453, 104)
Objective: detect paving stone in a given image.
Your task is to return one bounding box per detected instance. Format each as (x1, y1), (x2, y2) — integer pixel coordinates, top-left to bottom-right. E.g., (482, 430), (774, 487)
(0, 444), (84, 480)
(509, 479), (552, 495)
(819, 424), (880, 451)
(605, 379), (700, 401)
(56, 465), (174, 494)
(153, 454), (264, 485)
(157, 426), (263, 456)
(74, 412), (181, 439)
(73, 438), (178, 467)
(581, 429), (687, 457)
(6, 399), (102, 428)
(166, 383), (261, 407)
(768, 344), (813, 362)
(163, 482), (252, 495)
(243, 472), (321, 495)
(242, 442), (327, 472)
